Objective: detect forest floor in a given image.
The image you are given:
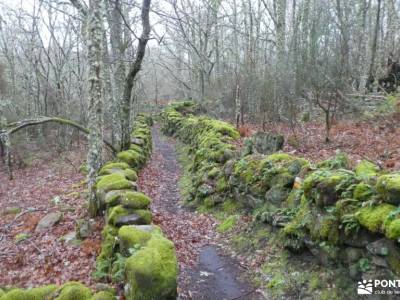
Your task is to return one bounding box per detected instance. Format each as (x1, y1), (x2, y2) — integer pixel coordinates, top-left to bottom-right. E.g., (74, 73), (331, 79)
(238, 112), (400, 171)
(0, 148), (103, 288)
(137, 125), (264, 300)
(1, 111), (399, 295)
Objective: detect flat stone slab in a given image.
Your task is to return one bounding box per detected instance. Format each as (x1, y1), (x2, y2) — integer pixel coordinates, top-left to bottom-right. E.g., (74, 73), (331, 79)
(115, 214), (148, 227)
(35, 212), (62, 232)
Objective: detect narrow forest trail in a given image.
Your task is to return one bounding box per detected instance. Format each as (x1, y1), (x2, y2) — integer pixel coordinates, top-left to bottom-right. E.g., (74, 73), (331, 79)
(137, 125), (264, 300)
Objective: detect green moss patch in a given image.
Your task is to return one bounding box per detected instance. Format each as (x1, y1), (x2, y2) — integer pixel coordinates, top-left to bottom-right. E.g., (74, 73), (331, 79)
(217, 215), (238, 233)
(356, 203), (396, 233)
(118, 225), (152, 255)
(125, 234), (178, 300)
(96, 173), (134, 195)
(121, 192), (151, 209)
(117, 150), (143, 168)
(376, 174), (400, 205)
(355, 160), (379, 180)
(55, 282), (92, 300)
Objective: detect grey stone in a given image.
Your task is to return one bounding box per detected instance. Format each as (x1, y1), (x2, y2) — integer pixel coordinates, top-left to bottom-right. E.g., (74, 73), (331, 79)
(61, 231), (81, 246)
(35, 212), (62, 232)
(77, 219), (94, 239)
(252, 132), (284, 155)
(371, 256), (389, 268)
(131, 137), (144, 146)
(342, 229), (379, 248)
(265, 186), (289, 205)
(115, 214), (148, 227)
(366, 239), (389, 256)
(344, 247), (364, 263)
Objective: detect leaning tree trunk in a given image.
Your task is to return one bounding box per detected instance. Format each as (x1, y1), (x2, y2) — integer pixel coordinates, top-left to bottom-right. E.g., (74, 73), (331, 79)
(86, 0), (104, 217)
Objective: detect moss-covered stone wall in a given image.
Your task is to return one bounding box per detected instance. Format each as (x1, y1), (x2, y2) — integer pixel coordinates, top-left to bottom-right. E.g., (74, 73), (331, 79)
(0, 114), (178, 300)
(94, 114), (178, 300)
(161, 101), (400, 282)
(0, 282), (115, 300)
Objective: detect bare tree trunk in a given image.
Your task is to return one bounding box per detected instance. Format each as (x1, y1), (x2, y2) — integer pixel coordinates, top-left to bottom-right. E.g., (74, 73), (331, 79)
(120, 0), (151, 150)
(368, 0), (382, 88)
(235, 81), (241, 128)
(107, 0), (125, 146)
(86, 0), (104, 217)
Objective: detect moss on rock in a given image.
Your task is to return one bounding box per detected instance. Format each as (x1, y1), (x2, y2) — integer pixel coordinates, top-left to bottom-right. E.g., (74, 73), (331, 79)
(133, 209), (152, 225)
(125, 234), (178, 300)
(385, 219), (400, 240)
(90, 291), (115, 300)
(0, 285), (57, 300)
(96, 173), (134, 195)
(55, 282), (92, 300)
(303, 169), (356, 207)
(99, 162), (130, 174)
(118, 225), (152, 255)
(107, 205), (131, 226)
(356, 204), (396, 233)
(376, 174), (400, 205)
(355, 160), (379, 180)
(117, 150), (143, 168)
(121, 192), (151, 209)
(317, 151), (348, 169)
(353, 183), (374, 201)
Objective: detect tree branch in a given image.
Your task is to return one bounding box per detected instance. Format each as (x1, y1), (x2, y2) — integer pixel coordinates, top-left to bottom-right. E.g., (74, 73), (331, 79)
(1, 117), (117, 153)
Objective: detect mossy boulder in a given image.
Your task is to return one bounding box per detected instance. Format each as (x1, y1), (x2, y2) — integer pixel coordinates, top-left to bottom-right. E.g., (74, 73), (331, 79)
(114, 210), (152, 227)
(303, 169), (356, 207)
(132, 209), (152, 225)
(90, 291), (115, 300)
(355, 160), (379, 181)
(107, 205), (131, 226)
(99, 162), (130, 174)
(96, 173), (135, 196)
(353, 183), (374, 201)
(376, 174), (400, 205)
(356, 203), (396, 233)
(125, 234), (178, 300)
(117, 150), (144, 168)
(105, 191), (151, 209)
(311, 214), (340, 245)
(121, 192), (151, 209)
(317, 151), (348, 169)
(118, 225), (154, 255)
(0, 285), (57, 300)
(55, 282), (92, 300)
(385, 218), (400, 240)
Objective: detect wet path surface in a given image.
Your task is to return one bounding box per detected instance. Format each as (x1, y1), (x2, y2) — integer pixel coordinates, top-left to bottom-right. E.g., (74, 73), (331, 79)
(138, 125), (264, 300)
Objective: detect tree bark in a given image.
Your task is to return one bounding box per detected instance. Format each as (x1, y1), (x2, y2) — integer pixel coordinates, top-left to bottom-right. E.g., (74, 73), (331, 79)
(120, 0), (151, 150)
(86, 0), (104, 217)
